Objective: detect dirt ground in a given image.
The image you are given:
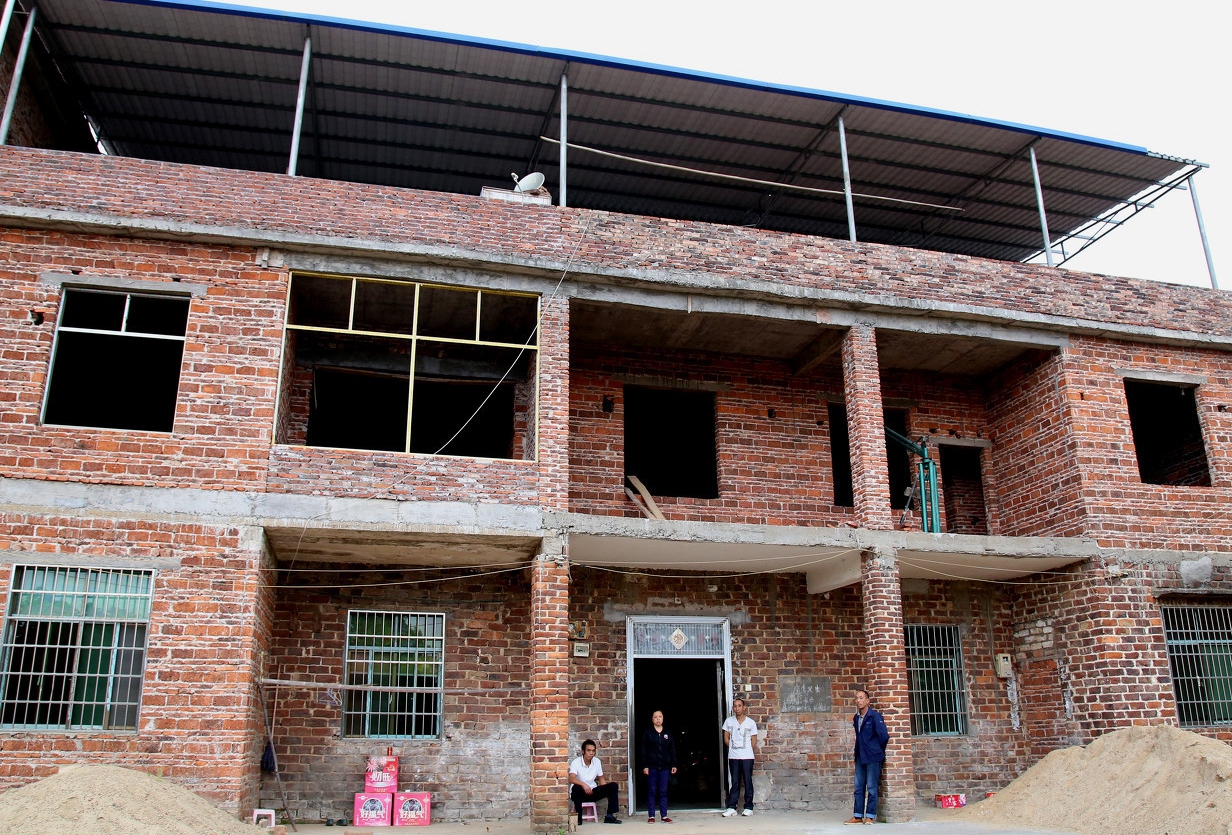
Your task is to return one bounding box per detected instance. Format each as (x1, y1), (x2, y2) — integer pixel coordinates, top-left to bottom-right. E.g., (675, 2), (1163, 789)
(1, 725), (1229, 835)
(0, 764), (262, 835)
(958, 724), (1232, 835)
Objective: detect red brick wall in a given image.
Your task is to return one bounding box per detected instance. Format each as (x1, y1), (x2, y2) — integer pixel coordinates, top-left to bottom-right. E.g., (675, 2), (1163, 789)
(3, 147), (1229, 340)
(985, 349), (1087, 537)
(902, 583), (1030, 794)
(569, 343), (850, 524)
(1060, 337), (1232, 549)
(0, 229), (282, 490)
(0, 516), (266, 813)
(261, 566), (534, 822)
(1009, 560), (1181, 749)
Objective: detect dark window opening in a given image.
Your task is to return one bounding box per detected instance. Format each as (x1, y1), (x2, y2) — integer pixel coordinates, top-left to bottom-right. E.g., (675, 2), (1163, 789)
(940, 445), (988, 534)
(828, 402), (853, 507)
(1123, 380), (1211, 486)
(410, 380), (515, 458)
(280, 274), (539, 460)
(307, 367), (410, 453)
(43, 289), (189, 432)
(884, 409), (911, 510)
(826, 405), (911, 508)
(624, 386), (718, 499)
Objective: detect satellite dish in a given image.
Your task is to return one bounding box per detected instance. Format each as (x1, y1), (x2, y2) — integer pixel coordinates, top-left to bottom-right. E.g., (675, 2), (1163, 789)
(512, 172), (546, 193)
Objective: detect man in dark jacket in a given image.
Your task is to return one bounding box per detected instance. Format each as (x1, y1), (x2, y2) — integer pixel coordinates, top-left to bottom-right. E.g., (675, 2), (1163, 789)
(845, 689), (889, 825)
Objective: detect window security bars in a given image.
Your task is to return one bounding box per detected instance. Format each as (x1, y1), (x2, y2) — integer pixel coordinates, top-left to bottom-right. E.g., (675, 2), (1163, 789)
(0, 566), (153, 731)
(1162, 605), (1232, 726)
(905, 624), (968, 735)
(42, 288), (191, 432)
(344, 611), (445, 739)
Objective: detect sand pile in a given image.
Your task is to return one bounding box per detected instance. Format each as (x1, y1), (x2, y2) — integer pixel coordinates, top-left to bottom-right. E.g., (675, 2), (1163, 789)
(961, 724), (1232, 835)
(0, 764), (263, 835)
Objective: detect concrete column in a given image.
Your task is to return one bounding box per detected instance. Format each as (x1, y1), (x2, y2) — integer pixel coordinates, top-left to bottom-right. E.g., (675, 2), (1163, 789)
(537, 295), (570, 509)
(841, 324), (893, 529)
(860, 547), (915, 823)
(529, 538), (571, 831)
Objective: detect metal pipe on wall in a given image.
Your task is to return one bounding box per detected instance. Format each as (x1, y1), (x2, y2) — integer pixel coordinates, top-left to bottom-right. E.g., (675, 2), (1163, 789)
(1187, 174), (1219, 290)
(559, 72), (568, 208)
(1029, 145), (1055, 267)
(0, 5), (37, 146)
(838, 116), (856, 242)
(286, 36), (312, 176)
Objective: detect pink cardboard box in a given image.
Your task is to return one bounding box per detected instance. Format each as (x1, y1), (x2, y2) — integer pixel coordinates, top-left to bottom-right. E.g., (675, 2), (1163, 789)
(365, 756), (399, 794)
(354, 793), (392, 827)
(935, 793), (966, 808)
(393, 792), (431, 826)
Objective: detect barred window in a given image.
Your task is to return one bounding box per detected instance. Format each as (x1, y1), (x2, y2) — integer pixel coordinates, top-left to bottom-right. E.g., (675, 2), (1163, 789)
(344, 611), (445, 739)
(1162, 605), (1232, 726)
(905, 624), (968, 735)
(0, 566), (153, 731)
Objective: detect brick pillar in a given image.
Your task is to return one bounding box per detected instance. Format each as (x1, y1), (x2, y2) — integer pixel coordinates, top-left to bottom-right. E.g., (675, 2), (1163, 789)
(842, 324), (893, 529)
(537, 295), (570, 510)
(530, 537), (571, 831)
(860, 548), (916, 822)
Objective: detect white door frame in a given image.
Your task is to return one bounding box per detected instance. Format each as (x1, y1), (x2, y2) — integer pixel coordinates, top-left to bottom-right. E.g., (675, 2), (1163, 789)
(625, 615), (733, 816)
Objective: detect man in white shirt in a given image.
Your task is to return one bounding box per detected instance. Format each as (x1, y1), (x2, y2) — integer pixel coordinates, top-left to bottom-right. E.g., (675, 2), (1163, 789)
(569, 739), (623, 824)
(720, 698), (758, 817)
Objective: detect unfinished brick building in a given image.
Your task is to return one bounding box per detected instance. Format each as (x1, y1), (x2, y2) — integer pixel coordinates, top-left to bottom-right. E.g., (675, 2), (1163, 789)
(0, 0), (1228, 828)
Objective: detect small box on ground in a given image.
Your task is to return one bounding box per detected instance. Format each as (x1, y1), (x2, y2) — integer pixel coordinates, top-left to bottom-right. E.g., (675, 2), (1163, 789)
(935, 793), (966, 808)
(393, 792), (431, 826)
(354, 793), (393, 827)
(364, 756), (399, 793)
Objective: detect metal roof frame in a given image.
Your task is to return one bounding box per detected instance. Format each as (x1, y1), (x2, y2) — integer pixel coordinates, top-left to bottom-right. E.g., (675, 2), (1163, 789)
(8, 0), (1208, 263)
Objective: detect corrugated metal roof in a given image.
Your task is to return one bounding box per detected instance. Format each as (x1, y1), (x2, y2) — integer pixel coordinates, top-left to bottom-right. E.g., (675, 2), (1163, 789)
(19, 0), (1204, 262)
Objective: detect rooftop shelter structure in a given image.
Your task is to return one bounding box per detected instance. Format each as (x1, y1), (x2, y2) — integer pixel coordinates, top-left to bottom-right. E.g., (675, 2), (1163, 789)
(0, 0), (1229, 829)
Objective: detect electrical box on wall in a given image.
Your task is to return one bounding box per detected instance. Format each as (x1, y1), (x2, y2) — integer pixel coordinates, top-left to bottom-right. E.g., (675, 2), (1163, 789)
(994, 653), (1013, 678)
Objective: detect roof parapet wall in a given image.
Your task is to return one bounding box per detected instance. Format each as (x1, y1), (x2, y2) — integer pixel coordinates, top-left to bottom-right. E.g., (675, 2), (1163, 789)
(2, 145), (1229, 345)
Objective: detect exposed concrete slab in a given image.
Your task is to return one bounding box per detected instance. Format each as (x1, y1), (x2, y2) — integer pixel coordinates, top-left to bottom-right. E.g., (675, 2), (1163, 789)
(0, 476), (544, 537)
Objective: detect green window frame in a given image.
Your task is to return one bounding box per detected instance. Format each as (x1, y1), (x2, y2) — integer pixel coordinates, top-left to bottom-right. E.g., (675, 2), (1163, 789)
(905, 624), (968, 736)
(343, 610), (445, 739)
(0, 566), (153, 731)
(1162, 605), (1232, 727)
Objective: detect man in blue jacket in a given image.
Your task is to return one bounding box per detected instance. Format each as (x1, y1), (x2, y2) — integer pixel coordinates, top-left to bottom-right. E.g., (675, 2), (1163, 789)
(845, 689), (889, 825)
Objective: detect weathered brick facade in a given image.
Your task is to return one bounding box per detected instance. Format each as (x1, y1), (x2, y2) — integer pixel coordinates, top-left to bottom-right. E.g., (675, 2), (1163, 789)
(1, 144), (1230, 831)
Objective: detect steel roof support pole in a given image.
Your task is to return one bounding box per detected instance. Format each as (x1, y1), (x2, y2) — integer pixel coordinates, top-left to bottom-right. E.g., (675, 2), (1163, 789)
(1029, 146), (1055, 267)
(1187, 174), (1219, 290)
(559, 72), (567, 208)
(0, 5), (36, 146)
(0, 0), (17, 62)
(286, 36), (311, 176)
(838, 116), (856, 242)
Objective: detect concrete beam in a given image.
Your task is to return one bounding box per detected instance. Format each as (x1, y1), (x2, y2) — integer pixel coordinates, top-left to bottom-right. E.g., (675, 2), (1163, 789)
(0, 476), (544, 536)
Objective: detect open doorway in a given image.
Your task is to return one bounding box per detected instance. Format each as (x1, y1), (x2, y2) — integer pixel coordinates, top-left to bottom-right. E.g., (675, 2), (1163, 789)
(631, 657), (726, 812)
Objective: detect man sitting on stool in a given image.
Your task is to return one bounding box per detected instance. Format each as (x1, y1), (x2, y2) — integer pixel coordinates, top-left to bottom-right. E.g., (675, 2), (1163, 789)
(569, 739), (623, 824)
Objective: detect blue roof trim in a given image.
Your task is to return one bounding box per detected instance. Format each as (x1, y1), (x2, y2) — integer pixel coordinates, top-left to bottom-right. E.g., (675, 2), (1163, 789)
(110, 0), (1151, 155)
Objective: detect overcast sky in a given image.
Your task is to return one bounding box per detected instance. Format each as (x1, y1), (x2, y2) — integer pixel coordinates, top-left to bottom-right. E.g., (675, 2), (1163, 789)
(242, 0), (1227, 290)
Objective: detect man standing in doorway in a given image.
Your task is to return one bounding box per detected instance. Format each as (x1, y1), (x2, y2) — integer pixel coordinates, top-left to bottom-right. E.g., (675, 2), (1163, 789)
(569, 739), (623, 824)
(721, 697), (758, 817)
(845, 689), (889, 825)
